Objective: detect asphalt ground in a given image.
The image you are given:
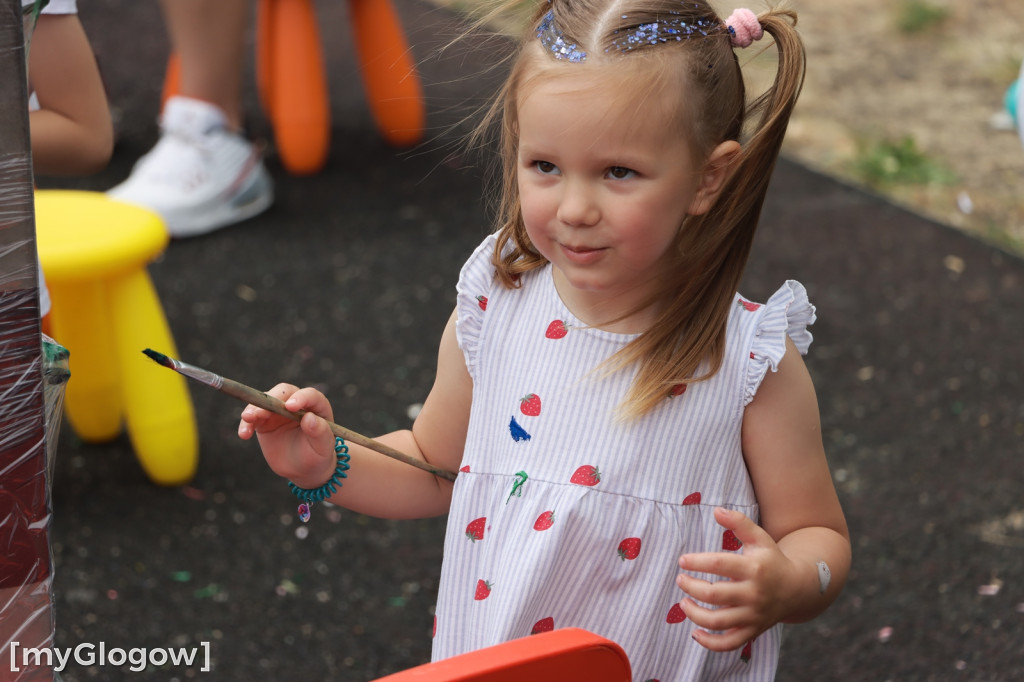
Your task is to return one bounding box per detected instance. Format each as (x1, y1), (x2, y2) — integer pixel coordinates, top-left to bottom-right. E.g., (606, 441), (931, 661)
(27, 0), (1024, 680)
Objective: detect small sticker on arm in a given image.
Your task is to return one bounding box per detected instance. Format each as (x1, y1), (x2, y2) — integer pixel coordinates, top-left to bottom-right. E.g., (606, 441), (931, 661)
(816, 560), (831, 594)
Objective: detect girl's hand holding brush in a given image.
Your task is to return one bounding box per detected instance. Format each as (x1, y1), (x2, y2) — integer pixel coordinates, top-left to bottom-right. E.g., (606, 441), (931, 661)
(142, 347), (458, 518)
(238, 384), (340, 490)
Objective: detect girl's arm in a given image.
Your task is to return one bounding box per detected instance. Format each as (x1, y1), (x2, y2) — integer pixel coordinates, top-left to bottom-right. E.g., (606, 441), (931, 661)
(28, 14), (113, 176)
(676, 336), (851, 651)
(238, 309), (472, 519)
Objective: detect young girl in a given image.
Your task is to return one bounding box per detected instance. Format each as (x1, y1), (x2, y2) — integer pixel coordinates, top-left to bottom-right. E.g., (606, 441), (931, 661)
(239, 2), (850, 679)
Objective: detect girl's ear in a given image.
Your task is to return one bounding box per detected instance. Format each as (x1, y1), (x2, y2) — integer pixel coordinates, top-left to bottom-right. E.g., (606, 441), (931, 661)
(687, 140), (742, 216)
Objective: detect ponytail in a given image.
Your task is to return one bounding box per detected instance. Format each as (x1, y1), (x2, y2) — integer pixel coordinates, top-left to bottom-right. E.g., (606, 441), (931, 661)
(610, 8), (806, 419)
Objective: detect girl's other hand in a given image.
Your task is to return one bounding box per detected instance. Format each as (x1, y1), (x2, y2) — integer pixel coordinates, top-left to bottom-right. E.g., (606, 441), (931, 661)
(238, 384), (338, 488)
(675, 507), (799, 652)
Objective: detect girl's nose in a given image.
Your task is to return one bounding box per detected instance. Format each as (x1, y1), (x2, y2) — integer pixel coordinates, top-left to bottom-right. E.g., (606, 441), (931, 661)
(557, 182), (600, 227)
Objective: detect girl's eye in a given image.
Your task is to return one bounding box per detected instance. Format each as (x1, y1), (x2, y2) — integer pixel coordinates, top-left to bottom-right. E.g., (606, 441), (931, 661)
(534, 160), (559, 175)
(607, 166), (636, 180)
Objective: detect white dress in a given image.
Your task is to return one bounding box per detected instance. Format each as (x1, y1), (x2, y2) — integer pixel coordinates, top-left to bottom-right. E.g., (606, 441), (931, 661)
(433, 234), (816, 681)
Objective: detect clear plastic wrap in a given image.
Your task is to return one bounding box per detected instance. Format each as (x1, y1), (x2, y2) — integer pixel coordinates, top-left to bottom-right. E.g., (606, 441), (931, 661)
(0, 328), (66, 682)
(1, 1), (64, 679)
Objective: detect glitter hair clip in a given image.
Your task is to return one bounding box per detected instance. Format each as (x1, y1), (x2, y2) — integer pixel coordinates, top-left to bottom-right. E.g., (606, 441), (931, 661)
(608, 13), (719, 53)
(536, 10), (587, 63)
(725, 8), (763, 48)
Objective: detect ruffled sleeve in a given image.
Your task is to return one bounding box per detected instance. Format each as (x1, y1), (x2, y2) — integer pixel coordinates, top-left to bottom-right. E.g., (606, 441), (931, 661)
(454, 234), (499, 379)
(743, 280), (816, 406)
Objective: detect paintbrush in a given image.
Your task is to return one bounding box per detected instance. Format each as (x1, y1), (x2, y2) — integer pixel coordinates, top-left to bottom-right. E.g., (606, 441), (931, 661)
(142, 349), (457, 482)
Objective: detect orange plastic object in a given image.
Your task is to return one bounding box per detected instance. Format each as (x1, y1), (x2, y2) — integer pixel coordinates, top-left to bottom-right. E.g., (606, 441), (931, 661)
(261, 0), (331, 175)
(34, 190), (198, 486)
(372, 628), (632, 682)
(162, 0), (426, 173)
(349, 0), (425, 147)
(161, 52), (182, 110)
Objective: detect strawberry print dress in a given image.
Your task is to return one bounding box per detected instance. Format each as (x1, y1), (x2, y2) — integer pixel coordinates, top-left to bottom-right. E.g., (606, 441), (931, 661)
(433, 235), (816, 681)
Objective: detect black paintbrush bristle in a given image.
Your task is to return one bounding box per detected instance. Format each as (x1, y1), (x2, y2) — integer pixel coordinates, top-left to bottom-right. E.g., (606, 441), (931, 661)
(142, 348), (173, 368)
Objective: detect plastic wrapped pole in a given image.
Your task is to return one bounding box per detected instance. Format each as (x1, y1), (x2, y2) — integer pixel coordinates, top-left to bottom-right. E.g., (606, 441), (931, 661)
(0, 0), (60, 679)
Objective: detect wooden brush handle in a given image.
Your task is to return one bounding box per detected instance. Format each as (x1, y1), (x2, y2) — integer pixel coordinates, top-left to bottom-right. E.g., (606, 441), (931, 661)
(225, 377), (457, 482)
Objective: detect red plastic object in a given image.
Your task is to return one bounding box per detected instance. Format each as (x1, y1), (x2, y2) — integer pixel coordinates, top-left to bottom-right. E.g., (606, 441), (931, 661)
(371, 628), (632, 682)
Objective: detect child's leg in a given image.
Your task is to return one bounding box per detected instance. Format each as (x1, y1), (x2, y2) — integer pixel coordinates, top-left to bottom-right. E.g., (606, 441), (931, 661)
(109, 0), (272, 238)
(160, 0), (249, 129)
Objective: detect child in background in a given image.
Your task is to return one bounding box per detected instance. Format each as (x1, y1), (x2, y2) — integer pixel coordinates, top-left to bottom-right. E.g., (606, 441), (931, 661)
(238, 2), (851, 679)
(105, 0), (273, 239)
(23, 0), (113, 331)
(25, 0), (113, 176)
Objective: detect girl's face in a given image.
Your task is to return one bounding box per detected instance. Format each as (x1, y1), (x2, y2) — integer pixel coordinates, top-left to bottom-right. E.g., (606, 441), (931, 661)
(516, 70), (711, 332)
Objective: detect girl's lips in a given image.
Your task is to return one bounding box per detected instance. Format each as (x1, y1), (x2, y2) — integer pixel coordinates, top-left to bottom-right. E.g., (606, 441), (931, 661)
(559, 243), (605, 265)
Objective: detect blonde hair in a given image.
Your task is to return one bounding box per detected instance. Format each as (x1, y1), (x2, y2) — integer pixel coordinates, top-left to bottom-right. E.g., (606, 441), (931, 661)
(475, 0), (805, 419)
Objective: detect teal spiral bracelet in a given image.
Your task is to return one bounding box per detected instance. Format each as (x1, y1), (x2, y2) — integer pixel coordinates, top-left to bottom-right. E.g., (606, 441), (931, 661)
(289, 437), (350, 522)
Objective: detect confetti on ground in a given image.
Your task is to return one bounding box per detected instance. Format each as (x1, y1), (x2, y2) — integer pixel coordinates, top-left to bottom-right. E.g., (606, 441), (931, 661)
(978, 582), (1002, 596)
(276, 579), (299, 597)
(171, 571), (192, 582)
(181, 486), (207, 501)
(194, 584), (222, 599)
(235, 284), (258, 302)
(943, 254), (965, 275)
(877, 626), (893, 643)
(973, 510), (1024, 548)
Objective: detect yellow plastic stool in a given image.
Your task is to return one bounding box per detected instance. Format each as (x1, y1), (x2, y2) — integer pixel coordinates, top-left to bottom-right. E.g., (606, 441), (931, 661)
(34, 190), (198, 486)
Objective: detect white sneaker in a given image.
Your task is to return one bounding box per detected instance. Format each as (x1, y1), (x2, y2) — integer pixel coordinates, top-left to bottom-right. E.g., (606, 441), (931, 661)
(108, 96), (273, 238)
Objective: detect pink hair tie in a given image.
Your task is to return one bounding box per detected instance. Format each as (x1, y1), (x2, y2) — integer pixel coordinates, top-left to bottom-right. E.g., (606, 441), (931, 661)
(725, 8), (763, 48)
